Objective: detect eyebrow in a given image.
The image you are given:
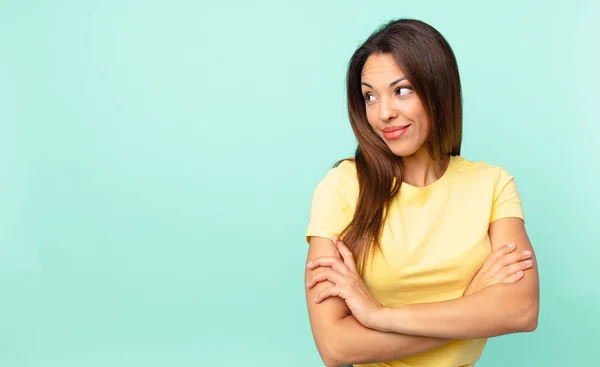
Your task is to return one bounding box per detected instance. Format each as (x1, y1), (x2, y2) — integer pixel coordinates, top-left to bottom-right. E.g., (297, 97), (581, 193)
(361, 76), (407, 89)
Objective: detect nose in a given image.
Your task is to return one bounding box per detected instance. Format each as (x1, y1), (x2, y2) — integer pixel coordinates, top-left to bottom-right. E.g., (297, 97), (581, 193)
(379, 97), (398, 122)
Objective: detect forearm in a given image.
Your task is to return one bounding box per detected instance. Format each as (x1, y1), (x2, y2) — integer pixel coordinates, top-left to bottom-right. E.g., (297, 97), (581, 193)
(375, 283), (539, 339)
(306, 237), (451, 366)
(322, 315), (450, 366)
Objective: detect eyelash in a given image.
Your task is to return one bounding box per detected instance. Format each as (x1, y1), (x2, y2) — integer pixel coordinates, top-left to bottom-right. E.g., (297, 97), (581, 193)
(363, 85), (413, 102)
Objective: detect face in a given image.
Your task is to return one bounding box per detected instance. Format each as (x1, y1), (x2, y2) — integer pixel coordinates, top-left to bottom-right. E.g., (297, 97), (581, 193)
(360, 53), (430, 157)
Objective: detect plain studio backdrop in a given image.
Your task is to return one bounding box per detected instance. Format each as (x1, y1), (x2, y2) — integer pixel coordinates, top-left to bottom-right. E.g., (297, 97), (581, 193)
(1, 0), (598, 366)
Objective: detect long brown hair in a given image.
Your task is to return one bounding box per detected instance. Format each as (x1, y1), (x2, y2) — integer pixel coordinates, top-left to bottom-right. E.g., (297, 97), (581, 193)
(337, 19), (463, 275)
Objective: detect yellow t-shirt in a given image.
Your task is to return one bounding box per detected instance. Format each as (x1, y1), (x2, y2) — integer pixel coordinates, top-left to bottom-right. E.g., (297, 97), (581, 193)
(305, 155), (524, 367)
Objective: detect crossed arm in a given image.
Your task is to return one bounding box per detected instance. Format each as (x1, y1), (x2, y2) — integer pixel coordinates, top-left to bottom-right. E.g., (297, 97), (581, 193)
(305, 236), (451, 366)
(304, 217), (539, 366)
(371, 218), (539, 338)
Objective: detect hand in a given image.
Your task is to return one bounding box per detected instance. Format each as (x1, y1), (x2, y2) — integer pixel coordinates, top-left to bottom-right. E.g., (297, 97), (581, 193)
(306, 235), (384, 329)
(464, 242), (533, 296)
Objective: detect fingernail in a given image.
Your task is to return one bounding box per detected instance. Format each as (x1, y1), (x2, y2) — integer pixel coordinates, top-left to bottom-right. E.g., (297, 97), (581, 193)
(332, 235), (338, 242)
(508, 242), (516, 248)
(517, 270), (524, 276)
(306, 261), (312, 267)
(306, 281), (310, 287)
(525, 260), (533, 265)
(523, 250), (532, 256)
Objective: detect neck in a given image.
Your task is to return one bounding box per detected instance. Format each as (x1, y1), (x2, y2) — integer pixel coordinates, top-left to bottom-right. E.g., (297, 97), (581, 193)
(401, 149), (450, 187)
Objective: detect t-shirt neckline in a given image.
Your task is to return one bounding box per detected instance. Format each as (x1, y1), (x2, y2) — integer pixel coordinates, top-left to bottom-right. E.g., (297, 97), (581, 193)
(399, 155), (457, 194)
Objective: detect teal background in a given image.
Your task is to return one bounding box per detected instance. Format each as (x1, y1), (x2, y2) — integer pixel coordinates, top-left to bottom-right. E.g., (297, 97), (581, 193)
(1, 0), (598, 366)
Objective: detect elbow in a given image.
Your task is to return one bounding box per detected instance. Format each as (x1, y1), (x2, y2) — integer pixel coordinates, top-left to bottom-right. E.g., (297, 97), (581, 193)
(522, 311), (539, 332)
(318, 344), (338, 367)
(321, 355), (341, 367)
(318, 338), (350, 367)
(516, 300), (539, 333)
(319, 342), (345, 367)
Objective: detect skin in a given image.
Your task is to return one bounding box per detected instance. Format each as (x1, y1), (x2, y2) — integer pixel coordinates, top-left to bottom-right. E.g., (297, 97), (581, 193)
(304, 53), (540, 366)
(360, 53), (446, 186)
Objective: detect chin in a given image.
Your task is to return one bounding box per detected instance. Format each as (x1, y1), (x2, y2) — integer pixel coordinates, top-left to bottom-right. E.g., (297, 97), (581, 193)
(387, 143), (419, 157)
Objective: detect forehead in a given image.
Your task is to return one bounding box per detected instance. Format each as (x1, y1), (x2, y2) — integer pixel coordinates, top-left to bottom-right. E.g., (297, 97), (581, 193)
(361, 53), (405, 82)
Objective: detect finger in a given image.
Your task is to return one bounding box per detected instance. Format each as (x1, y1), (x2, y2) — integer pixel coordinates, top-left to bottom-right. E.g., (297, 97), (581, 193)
(479, 242), (517, 276)
(306, 268), (346, 288)
(315, 285), (343, 303)
(498, 249), (533, 267)
(307, 256), (351, 275)
(486, 250), (533, 279)
(494, 259), (534, 283)
(332, 236), (358, 273)
(502, 270), (525, 284)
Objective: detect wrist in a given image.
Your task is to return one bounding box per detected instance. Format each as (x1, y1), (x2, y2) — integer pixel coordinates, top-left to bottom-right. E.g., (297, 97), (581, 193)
(369, 306), (391, 331)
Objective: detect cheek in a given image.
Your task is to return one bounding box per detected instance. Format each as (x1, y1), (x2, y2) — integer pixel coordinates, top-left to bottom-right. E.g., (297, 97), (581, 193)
(408, 102), (429, 130)
(365, 109), (380, 131)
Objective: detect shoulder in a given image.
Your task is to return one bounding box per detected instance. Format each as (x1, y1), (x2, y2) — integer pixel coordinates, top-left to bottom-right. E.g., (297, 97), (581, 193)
(319, 159), (358, 187)
(313, 158), (359, 207)
(450, 156), (524, 220)
(451, 155), (515, 184)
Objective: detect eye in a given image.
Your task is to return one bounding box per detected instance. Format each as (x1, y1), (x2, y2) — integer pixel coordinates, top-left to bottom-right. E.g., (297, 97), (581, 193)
(363, 92), (376, 103)
(396, 85), (413, 96)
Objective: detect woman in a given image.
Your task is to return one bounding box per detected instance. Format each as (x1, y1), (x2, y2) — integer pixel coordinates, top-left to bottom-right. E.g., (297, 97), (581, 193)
(304, 19), (539, 367)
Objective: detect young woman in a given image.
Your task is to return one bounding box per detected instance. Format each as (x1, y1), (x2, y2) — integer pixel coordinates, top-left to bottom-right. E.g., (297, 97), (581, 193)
(304, 19), (539, 367)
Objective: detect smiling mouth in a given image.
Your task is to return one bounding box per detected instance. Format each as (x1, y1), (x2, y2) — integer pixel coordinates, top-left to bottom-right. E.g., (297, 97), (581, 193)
(382, 125), (410, 140)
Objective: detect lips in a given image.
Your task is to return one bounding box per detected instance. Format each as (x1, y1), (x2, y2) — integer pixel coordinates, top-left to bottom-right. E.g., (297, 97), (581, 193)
(383, 125), (410, 133)
(382, 125), (411, 140)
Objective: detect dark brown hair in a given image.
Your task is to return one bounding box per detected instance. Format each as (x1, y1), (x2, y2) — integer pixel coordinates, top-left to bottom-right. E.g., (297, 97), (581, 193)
(337, 18), (463, 275)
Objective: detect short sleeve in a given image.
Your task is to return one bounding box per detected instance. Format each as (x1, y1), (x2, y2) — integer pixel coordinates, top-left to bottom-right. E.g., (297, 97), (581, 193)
(305, 166), (355, 244)
(490, 167), (524, 223)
